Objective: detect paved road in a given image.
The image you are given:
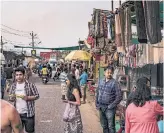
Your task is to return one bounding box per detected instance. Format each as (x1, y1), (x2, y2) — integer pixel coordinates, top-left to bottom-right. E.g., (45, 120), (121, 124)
(32, 75), (102, 133)
(4, 74), (102, 133)
(30, 75), (65, 133)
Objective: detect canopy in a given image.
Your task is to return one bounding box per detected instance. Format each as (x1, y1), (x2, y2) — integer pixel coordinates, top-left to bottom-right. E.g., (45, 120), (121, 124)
(65, 50), (91, 61)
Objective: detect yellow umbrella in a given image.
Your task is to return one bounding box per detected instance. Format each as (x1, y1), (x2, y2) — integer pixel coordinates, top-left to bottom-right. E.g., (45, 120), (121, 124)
(65, 50), (91, 61)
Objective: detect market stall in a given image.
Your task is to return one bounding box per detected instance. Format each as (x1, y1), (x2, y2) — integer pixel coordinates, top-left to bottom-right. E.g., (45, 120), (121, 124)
(86, 0), (163, 132)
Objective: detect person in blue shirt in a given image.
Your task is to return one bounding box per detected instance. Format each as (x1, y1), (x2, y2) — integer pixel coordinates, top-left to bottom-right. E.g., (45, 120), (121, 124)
(79, 69), (88, 104)
(157, 113), (163, 133)
(38, 64), (43, 76)
(96, 66), (122, 133)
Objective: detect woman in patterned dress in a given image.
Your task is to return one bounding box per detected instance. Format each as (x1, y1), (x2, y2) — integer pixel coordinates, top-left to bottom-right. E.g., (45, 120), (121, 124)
(63, 74), (83, 133)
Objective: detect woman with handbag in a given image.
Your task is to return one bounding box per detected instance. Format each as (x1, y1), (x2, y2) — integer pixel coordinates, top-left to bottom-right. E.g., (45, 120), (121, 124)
(63, 74), (83, 133)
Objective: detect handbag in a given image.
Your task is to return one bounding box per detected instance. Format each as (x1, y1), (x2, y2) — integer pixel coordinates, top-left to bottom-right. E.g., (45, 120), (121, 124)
(63, 103), (77, 122)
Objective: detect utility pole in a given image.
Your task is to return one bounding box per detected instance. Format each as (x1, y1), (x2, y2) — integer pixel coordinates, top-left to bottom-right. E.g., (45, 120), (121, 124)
(1, 36), (7, 53)
(119, 0), (121, 6)
(1, 36), (3, 53)
(30, 31), (37, 50)
(78, 38), (81, 50)
(111, 0), (114, 11)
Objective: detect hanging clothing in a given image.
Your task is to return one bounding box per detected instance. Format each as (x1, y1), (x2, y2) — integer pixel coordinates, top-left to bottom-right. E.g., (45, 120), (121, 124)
(153, 44), (160, 64)
(100, 10), (104, 37)
(103, 14), (108, 38)
(95, 9), (101, 37)
(115, 13), (122, 47)
(107, 18), (112, 39)
(151, 64), (157, 87)
(137, 44), (147, 67)
(107, 14), (115, 40)
(134, 1), (147, 43)
(96, 37), (105, 49)
(124, 7), (132, 47)
(144, 1), (162, 44)
(153, 41), (163, 64)
(88, 21), (95, 37)
(146, 44), (154, 64)
(157, 63), (163, 87)
(119, 9), (125, 48)
(118, 9), (126, 54)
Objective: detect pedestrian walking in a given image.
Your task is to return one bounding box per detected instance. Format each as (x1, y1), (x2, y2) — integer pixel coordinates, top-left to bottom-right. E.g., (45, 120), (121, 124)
(8, 67), (39, 133)
(79, 69), (88, 104)
(125, 77), (163, 133)
(96, 66), (122, 133)
(59, 67), (68, 100)
(75, 66), (80, 84)
(25, 65), (32, 80)
(63, 74), (83, 133)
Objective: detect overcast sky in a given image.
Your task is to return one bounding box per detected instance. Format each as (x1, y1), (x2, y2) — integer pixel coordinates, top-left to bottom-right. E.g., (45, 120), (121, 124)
(1, 0), (126, 53)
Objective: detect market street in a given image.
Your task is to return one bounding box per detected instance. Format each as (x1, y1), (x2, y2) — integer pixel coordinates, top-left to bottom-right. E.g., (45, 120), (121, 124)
(1, 1), (163, 133)
(5, 74), (102, 133)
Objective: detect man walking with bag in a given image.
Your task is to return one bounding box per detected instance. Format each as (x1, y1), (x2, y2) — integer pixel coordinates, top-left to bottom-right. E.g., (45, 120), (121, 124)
(9, 67), (39, 133)
(96, 67), (122, 133)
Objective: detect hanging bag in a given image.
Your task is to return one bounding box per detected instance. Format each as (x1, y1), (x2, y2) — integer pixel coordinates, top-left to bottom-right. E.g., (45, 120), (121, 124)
(63, 103), (77, 122)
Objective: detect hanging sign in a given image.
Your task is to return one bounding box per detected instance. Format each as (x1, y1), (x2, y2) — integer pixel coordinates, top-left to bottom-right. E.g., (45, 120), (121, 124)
(31, 50), (36, 56)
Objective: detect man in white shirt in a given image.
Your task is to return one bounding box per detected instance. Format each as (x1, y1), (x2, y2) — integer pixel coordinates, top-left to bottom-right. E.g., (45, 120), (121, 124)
(59, 67), (68, 100)
(9, 67), (39, 133)
(75, 66), (80, 84)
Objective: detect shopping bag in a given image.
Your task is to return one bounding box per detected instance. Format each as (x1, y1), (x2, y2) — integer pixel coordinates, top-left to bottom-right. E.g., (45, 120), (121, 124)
(63, 103), (76, 122)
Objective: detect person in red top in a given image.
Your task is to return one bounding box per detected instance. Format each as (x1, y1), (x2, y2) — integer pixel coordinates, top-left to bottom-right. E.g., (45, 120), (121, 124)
(125, 77), (163, 133)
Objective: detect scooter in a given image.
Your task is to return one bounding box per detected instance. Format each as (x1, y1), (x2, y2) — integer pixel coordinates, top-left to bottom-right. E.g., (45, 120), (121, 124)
(42, 75), (49, 84)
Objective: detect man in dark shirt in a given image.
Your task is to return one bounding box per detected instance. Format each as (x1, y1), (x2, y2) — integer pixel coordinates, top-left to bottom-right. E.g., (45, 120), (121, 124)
(96, 66), (122, 133)
(4, 67), (13, 80)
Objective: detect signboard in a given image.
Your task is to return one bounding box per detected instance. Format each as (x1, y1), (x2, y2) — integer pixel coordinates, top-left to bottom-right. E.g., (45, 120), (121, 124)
(40, 52), (57, 61)
(31, 50), (36, 56)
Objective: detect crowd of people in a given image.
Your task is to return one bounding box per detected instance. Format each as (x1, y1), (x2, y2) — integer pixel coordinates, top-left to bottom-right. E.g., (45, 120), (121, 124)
(1, 59), (163, 133)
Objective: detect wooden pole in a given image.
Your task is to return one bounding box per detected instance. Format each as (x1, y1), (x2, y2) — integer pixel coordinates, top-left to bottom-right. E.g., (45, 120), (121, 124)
(111, 0), (114, 11)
